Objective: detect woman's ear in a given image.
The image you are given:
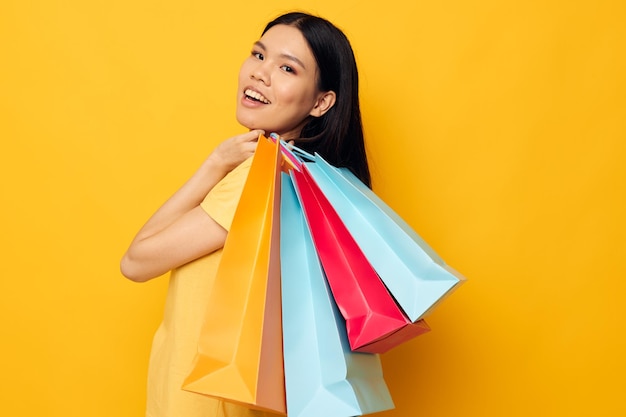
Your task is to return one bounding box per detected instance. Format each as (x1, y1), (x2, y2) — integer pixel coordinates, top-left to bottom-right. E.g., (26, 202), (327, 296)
(310, 91), (336, 117)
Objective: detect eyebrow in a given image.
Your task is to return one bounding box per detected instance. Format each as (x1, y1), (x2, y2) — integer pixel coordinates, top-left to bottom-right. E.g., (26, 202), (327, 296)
(254, 41), (307, 70)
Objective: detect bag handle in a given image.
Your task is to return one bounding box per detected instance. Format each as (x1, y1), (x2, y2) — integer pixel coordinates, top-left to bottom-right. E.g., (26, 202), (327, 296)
(268, 133), (315, 171)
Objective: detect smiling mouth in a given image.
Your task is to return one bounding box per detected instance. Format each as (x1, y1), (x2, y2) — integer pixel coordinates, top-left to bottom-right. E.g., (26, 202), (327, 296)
(244, 89), (271, 104)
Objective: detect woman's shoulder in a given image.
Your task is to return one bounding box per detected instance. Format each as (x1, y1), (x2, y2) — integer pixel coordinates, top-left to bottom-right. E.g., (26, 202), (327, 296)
(200, 156), (253, 231)
(227, 155), (253, 178)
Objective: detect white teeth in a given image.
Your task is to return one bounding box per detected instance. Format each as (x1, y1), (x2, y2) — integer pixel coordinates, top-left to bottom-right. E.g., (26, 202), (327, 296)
(245, 89), (270, 104)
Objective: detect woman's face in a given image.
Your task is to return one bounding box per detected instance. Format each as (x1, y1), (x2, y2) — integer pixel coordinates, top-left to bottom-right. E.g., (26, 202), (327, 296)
(236, 24), (328, 139)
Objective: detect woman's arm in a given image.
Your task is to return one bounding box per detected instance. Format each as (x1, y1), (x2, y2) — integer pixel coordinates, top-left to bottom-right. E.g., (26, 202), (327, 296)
(120, 130), (263, 282)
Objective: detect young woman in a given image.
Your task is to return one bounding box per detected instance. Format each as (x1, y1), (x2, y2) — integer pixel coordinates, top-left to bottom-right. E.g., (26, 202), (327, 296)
(121, 12), (370, 417)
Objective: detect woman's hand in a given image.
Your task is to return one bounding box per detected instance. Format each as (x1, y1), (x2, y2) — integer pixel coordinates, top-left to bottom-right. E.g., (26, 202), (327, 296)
(204, 129), (264, 178)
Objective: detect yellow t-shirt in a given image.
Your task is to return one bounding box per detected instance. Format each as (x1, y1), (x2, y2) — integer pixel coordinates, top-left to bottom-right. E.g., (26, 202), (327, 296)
(146, 157), (278, 417)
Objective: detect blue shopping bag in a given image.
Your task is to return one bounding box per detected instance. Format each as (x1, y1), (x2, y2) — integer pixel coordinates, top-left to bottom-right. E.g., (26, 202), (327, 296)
(303, 155), (464, 322)
(280, 173), (395, 417)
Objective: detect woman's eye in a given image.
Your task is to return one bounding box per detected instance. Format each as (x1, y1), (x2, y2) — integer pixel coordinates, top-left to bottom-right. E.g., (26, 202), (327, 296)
(281, 65), (294, 73)
(252, 52), (264, 60)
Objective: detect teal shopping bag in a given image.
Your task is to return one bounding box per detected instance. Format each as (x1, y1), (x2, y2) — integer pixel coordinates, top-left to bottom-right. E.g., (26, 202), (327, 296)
(303, 155), (464, 322)
(280, 173), (395, 417)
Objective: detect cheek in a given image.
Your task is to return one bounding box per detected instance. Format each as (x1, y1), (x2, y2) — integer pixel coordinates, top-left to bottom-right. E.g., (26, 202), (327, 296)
(276, 80), (317, 107)
(237, 60), (252, 86)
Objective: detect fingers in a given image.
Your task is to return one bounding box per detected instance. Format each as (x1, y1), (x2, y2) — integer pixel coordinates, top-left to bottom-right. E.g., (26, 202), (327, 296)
(241, 129), (265, 142)
(237, 130), (263, 155)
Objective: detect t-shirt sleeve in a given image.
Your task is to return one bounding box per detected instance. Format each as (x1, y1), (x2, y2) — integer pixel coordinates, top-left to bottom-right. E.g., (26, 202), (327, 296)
(200, 157), (253, 232)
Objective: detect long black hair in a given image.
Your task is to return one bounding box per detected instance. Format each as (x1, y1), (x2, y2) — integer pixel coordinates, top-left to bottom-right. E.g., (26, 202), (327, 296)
(263, 12), (371, 187)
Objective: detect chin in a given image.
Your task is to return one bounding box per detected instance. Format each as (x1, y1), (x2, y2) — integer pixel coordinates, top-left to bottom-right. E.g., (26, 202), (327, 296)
(239, 121), (268, 132)
(236, 112), (263, 132)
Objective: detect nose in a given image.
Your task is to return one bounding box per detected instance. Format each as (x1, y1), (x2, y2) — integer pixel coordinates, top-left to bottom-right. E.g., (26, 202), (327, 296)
(250, 61), (270, 85)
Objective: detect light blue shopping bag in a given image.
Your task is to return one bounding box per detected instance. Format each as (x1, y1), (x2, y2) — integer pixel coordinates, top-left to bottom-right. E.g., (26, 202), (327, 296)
(303, 155), (464, 322)
(280, 173), (395, 417)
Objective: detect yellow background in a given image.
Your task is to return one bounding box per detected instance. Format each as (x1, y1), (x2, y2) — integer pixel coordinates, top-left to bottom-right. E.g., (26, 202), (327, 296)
(1, 0), (624, 416)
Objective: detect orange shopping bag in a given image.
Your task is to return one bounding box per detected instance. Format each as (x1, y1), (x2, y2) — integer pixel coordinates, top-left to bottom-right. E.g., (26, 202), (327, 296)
(183, 135), (285, 414)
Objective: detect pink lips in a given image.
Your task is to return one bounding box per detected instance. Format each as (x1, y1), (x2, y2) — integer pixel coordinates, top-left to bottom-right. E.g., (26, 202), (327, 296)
(241, 95), (264, 108)
(242, 87), (270, 107)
